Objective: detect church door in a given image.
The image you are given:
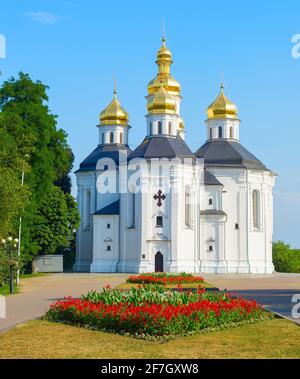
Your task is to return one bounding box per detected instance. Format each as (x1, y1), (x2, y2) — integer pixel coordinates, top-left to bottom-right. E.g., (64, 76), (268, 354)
(155, 252), (164, 272)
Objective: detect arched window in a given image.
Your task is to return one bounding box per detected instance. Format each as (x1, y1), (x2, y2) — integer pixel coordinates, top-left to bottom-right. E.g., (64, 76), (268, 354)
(158, 121), (162, 134)
(149, 122), (153, 135)
(101, 132), (105, 144)
(252, 190), (260, 229)
(218, 126), (223, 139)
(109, 132), (114, 143)
(120, 132), (123, 144)
(209, 198), (213, 206)
(185, 185), (191, 227)
(230, 127), (233, 139)
(129, 186), (136, 228)
(208, 245), (213, 252)
(156, 216), (163, 227)
(168, 121), (172, 135)
(210, 128), (213, 140)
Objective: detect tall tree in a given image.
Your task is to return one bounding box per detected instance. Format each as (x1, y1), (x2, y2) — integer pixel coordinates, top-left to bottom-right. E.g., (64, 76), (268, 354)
(0, 73), (79, 265)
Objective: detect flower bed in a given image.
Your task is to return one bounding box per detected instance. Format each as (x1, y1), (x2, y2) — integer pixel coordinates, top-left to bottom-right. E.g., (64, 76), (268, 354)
(45, 286), (272, 339)
(126, 272), (204, 285)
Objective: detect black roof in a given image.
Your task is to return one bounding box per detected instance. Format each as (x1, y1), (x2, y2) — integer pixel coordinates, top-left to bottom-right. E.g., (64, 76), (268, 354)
(94, 200), (120, 215)
(204, 169), (222, 186)
(129, 135), (195, 161)
(195, 140), (269, 171)
(76, 144), (132, 172)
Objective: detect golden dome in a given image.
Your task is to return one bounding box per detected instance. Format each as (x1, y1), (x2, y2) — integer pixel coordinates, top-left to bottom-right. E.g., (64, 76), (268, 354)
(147, 37), (181, 96)
(207, 84), (238, 120)
(147, 82), (176, 114)
(99, 89), (129, 126)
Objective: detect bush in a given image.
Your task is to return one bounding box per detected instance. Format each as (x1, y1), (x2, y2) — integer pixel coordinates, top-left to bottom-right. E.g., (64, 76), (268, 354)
(273, 241), (300, 273)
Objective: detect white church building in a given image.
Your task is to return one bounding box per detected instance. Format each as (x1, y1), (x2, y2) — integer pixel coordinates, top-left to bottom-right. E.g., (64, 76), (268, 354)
(73, 37), (276, 274)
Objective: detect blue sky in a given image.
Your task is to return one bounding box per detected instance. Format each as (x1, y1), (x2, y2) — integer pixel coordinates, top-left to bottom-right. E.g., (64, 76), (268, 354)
(0, 0), (300, 247)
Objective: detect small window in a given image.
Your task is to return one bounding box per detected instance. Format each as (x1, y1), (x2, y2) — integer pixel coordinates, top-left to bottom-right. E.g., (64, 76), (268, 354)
(156, 216), (163, 227)
(142, 254), (146, 259)
(168, 121), (172, 134)
(209, 198), (213, 206)
(218, 126), (223, 138)
(230, 127), (233, 139)
(158, 121), (162, 134)
(210, 128), (213, 140)
(208, 245), (213, 252)
(109, 132), (114, 143)
(106, 245), (111, 251)
(120, 132), (123, 144)
(101, 132), (105, 144)
(149, 122), (153, 135)
(235, 223), (239, 230)
(107, 223), (111, 229)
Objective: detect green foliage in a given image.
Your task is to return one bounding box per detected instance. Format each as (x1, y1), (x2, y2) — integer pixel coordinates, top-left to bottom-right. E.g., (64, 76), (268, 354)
(0, 241), (21, 288)
(273, 241), (300, 273)
(0, 72), (79, 271)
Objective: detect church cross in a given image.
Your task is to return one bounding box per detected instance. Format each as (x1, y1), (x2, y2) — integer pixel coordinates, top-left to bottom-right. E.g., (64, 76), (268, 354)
(153, 190), (166, 207)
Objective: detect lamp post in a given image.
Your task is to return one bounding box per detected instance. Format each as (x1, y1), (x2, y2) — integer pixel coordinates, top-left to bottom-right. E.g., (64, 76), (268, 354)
(17, 154), (29, 285)
(1, 237), (18, 294)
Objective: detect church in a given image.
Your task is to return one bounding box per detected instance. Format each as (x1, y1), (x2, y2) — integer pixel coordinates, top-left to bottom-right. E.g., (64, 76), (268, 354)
(73, 37), (276, 274)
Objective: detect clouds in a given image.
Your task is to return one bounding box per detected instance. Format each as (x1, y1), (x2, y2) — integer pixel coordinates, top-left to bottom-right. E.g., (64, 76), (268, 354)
(25, 12), (67, 25)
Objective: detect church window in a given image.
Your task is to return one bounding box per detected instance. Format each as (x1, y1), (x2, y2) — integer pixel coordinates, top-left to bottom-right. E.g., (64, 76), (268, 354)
(109, 132), (114, 143)
(210, 128), (213, 140)
(158, 121), (162, 134)
(149, 122), (153, 135)
(120, 132), (123, 144)
(156, 216), (163, 227)
(208, 245), (213, 252)
(185, 185), (191, 227)
(168, 121), (172, 134)
(142, 254), (146, 259)
(107, 223), (110, 229)
(101, 132), (105, 144)
(218, 126), (223, 138)
(129, 186), (136, 228)
(209, 198), (213, 206)
(106, 245), (111, 251)
(235, 223), (239, 230)
(230, 127), (233, 139)
(252, 190), (260, 229)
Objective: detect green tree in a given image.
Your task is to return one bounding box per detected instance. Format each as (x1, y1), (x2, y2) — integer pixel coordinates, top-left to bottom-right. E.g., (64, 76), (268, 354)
(0, 72), (79, 268)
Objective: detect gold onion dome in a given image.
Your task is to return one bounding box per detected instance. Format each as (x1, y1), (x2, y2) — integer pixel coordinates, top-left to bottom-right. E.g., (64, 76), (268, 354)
(147, 82), (176, 114)
(99, 89), (129, 125)
(207, 84), (238, 120)
(147, 37), (181, 96)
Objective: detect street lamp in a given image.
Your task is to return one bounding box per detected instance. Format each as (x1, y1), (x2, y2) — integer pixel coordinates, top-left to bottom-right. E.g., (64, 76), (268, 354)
(17, 154), (29, 285)
(1, 237), (18, 294)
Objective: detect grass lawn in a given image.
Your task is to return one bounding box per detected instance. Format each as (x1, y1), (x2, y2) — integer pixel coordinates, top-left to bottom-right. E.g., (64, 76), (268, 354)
(116, 281), (214, 290)
(0, 318), (299, 358)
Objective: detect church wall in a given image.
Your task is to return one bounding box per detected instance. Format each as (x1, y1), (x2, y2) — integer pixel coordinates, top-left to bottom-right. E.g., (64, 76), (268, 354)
(205, 168), (249, 273)
(90, 215), (119, 272)
(73, 171), (96, 272)
(247, 170), (275, 273)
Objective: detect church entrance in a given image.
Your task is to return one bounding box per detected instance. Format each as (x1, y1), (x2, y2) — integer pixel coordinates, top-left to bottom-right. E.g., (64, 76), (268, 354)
(155, 252), (164, 272)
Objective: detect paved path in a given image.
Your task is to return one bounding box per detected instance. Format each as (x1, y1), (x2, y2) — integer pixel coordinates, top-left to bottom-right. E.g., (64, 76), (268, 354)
(205, 273), (300, 324)
(0, 273), (128, 333)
